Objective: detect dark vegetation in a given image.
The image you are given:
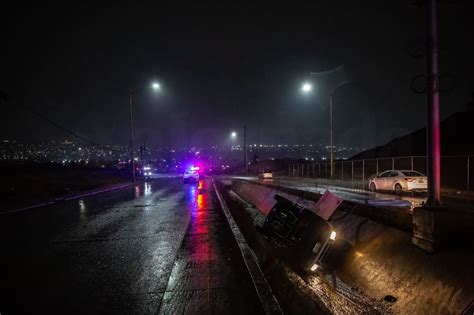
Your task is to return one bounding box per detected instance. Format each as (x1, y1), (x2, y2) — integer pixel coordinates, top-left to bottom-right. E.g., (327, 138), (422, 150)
(0, 162), (129, 211)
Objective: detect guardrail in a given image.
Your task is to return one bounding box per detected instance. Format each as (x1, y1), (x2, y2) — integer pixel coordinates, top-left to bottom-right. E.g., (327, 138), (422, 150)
(288, 155), (472, 191)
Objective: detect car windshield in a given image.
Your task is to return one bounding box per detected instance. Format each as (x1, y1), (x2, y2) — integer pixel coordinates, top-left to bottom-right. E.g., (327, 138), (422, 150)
(402, 171), (424, 177)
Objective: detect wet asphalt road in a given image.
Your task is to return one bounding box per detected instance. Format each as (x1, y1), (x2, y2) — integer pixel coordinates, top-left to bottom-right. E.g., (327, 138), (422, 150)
(0, 178), (262, 314)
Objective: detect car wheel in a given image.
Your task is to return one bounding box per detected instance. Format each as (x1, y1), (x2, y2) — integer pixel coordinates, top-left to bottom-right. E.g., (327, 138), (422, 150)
(394, 183), (402, 195)
(369, 182), (377, 192)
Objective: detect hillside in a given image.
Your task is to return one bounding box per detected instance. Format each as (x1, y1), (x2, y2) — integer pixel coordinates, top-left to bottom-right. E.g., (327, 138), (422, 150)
(351, 108), (474, 159)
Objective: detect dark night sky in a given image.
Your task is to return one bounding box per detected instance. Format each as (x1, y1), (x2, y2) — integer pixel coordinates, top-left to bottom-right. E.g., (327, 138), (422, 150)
(1, 2), (473, 150)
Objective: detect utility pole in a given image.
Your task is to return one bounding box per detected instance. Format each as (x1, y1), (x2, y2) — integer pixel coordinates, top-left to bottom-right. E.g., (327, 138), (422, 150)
(244, 125), (247, 174)
(425, 0), (442, 207)
(412, 0), (445, 252)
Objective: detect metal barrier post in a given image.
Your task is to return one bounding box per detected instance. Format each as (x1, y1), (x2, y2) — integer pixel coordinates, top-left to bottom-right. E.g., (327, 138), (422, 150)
(411, 156), (414, 171)
(392, 157), (395, 170)
(376, 158), (379, 174)
(341, 162), (344, 180)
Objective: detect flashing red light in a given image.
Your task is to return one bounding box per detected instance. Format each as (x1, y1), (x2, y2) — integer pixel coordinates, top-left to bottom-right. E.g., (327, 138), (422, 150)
(194, 166), (200, 171)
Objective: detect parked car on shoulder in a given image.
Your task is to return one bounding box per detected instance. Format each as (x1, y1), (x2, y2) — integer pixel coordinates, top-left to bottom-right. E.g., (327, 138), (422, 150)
(368, 170), (427, 194)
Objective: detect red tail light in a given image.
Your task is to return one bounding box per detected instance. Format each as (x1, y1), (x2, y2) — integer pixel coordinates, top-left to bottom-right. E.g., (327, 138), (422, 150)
(404, 178), (414, 182)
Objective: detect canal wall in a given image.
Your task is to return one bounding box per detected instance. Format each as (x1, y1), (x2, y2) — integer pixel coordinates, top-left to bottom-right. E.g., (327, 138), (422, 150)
(229, 179), (474, 315)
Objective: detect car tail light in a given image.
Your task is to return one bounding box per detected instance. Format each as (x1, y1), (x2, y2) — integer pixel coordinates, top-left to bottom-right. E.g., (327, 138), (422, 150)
(404, 178), (414, 182)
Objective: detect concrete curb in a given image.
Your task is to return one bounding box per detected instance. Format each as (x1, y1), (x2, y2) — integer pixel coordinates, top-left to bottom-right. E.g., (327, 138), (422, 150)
(212, 179), (283, 315)
(0, 181), (140, 215)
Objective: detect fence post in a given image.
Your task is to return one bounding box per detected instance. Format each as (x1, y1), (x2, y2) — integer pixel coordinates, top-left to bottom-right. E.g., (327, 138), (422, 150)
(289, 164), (291, 176)
(411, 156), (414, 171)
(392, 157), (395, 170)
(468, 156), (470, 191)
(318, 163), (321, 178)
(352, 161), (354, 181)
(376, 158), (379, 174)
(341, 162), (344, 180)
(362, 159), (365, 182)
(313, 163), (315, 178)
(326, 162), (328, 178)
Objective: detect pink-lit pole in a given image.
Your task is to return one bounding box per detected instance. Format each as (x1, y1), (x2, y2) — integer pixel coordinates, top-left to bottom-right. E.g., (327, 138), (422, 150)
(425, 0), (441, 206)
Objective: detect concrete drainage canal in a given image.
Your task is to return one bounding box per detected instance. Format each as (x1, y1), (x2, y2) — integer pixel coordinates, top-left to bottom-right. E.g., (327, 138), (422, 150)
(215, 178), (474, 315)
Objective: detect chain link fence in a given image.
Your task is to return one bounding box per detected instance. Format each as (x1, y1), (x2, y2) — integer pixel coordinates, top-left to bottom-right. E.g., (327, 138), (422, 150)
(288, 155), (472, 191)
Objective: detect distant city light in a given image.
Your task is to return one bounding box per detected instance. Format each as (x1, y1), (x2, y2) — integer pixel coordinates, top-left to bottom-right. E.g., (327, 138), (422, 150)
(151, 82), (160, 90)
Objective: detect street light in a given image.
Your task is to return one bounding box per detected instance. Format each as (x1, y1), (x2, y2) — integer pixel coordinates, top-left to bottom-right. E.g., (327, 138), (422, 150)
(230, 131), (237, 139)
(129, 81), (161, 182)
(300, 77), (349, 178)
(301, 82), (313, 93)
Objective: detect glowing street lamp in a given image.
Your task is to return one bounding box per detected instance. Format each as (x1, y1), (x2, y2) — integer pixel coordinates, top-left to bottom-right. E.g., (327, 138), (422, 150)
(151, 82), (160, 90)
(301, 82), (313, 93)
(230, 131), (237, 139)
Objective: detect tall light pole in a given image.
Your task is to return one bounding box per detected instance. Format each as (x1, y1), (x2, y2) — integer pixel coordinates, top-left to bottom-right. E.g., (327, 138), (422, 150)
(301, 79), (349, 178)
(327, 81), (349, 178)
(243, 125), (247, 174)
(129, 82), (161, 182)
(229, 131), (237, 172)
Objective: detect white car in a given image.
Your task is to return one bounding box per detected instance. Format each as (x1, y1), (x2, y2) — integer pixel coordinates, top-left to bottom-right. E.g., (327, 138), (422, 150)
(258, 171), (273, 180)
(183, 169), (199, 182)
(369, 170), (427, 194)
